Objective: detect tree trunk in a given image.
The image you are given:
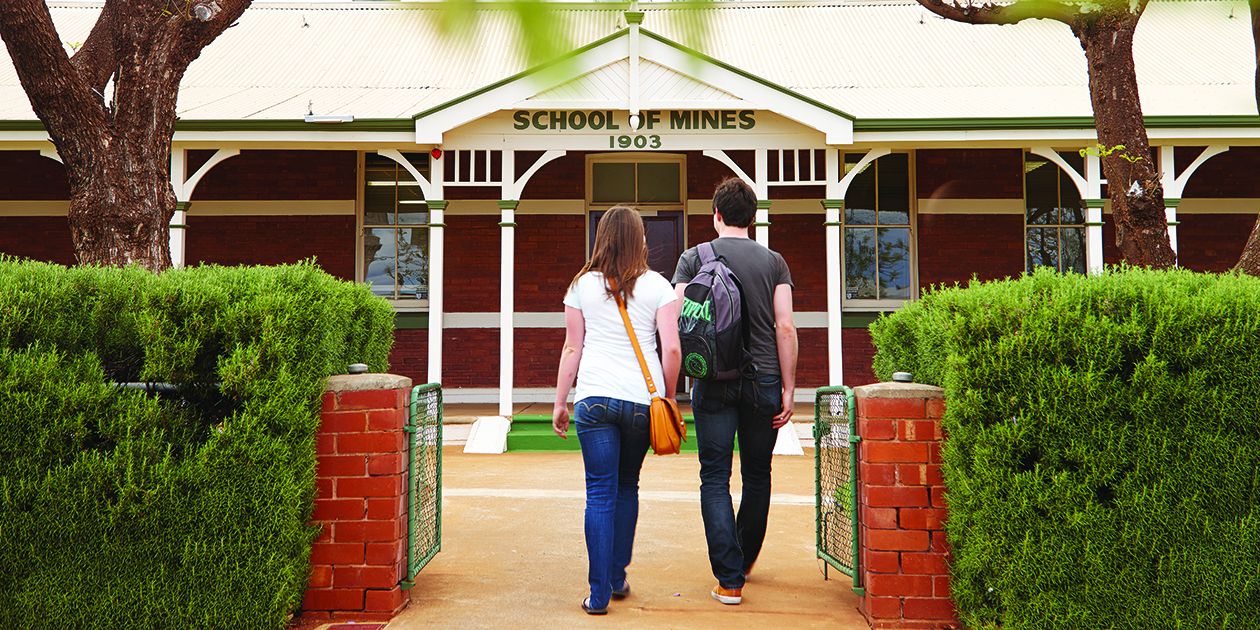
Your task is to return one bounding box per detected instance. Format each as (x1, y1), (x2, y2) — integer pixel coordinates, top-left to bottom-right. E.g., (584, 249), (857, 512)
(1074, 13), (1176, 269)
(69, 150), (175, 271)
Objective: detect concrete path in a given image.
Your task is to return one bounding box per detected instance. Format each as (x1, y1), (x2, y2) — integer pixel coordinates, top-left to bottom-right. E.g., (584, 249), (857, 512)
(387, 448), (867, 629)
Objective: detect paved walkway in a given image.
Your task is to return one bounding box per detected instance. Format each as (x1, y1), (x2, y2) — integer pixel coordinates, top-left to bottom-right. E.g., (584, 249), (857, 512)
(386, 448), (867, 629)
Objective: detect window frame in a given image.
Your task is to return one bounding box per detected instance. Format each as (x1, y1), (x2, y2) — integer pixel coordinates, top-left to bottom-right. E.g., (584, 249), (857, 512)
(584, 152), (689, 259)
(357, 151), (432, 312)
(840, 150), (918, 311)
(1022, 151), (1088, 274)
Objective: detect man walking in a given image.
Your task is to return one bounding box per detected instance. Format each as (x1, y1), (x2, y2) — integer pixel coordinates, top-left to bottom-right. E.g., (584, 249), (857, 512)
(671, 177), (798, 605)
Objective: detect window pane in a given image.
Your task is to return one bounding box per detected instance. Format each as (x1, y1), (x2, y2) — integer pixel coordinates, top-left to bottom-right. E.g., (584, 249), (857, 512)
(1026, 227), (1059, 272)
(1059, 171), (1083, 208)
(1060, 206), (1085, 225)
(363, 227), (397, 298)
(1025, 155), (1058, 213)
(592, 163), (635, 204)
(396, 227), (429, 301)
(1027, 207), (1056, 225)
(876, 154), (910, 225)
(397, 184), (428, 224)
(844, 154), (876, 220)
(364, 185), (395, 225)
(637, 162), (681, 203)
(1062, 227), (1086, 274)
(878, 228), (911, 299)
(844, 227), (877, 300)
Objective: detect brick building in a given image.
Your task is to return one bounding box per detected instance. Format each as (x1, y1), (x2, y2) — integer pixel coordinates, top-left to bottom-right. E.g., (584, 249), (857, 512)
(1, 1), (1257, 419)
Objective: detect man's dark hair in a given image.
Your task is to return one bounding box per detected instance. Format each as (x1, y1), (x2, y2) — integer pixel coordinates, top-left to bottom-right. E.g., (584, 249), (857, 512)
(712, 177), (757, 228)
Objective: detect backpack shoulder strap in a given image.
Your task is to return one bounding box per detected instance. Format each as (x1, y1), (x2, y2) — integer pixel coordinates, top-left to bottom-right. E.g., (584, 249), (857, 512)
(698, 241), (717, 265)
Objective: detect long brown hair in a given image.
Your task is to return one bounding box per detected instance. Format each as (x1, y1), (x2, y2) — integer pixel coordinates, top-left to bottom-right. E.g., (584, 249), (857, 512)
(571, 205), (649, 300)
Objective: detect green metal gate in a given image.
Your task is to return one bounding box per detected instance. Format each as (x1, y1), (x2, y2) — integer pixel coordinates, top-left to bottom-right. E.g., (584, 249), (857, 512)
(815, 386), (861, 590)
(403, 383), (442, 586)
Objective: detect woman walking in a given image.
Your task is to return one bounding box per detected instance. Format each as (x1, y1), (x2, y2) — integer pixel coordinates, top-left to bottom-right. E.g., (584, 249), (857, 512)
(552, 205), (681, 615)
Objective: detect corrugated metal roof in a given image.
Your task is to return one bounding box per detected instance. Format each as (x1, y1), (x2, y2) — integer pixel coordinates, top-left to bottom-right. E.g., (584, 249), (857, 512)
(0, 1), (1253, 122)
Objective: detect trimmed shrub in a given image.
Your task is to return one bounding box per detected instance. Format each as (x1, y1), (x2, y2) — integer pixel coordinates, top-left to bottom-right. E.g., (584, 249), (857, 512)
(870, 268), (1260, 629)
(0, 259), (394, 628)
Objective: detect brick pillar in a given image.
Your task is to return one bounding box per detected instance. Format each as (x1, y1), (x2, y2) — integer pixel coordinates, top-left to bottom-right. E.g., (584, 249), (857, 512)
(302, 374), (413, 622)
(854, 382), (959, 630)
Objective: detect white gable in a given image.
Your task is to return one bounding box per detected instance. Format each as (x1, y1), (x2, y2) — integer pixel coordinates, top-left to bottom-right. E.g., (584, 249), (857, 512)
(522, 59), (743, 109)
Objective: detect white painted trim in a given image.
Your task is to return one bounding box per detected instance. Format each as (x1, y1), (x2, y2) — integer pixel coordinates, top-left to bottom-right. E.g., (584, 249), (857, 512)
(701, 149), (755, 190)
(376, 149), (435, 200)
(837, 148), (890, 195)
(1177, 198), (1260, 214)
(38, 147), (61, 163)
(177, 148), (240, 202)
(510, 150), (568, 200)
(169, 209), (187, 269)
(824, 149), (843, 387)
(182, 200), (356, 216)
(916, 198), (1024, 214)
(1169, 145), (1230, 197)
(427, 152), (446, 385)
(499, 207), (515, 417)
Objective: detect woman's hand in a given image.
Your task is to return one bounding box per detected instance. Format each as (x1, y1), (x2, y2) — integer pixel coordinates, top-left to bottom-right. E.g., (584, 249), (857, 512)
(552, 404), (571, 438)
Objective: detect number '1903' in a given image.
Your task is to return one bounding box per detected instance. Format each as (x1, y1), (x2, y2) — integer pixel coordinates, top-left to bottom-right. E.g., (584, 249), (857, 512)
(610, 135), (662, 149)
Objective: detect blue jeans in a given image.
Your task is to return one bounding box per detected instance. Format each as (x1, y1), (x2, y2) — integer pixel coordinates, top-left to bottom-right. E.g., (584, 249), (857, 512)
(574, 396), (651, 609)
(692, 374), (782, 589)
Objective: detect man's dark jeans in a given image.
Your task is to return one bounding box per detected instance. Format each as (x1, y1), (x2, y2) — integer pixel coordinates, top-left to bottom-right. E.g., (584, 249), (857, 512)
(691, 374), (782, 589)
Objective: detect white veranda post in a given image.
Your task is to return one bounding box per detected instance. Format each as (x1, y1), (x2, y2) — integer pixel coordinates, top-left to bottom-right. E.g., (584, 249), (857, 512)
(168, 147), (239, 268)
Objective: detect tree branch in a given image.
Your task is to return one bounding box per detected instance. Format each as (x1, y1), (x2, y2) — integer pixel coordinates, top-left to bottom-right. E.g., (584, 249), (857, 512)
(69, 1), (118, 98)
(916, 0), (1079, 26)
(0, 0), (106, 163)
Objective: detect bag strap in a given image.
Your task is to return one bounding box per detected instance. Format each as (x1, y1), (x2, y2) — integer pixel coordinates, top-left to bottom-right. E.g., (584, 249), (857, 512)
(698, 241), (717, 265)
(609, 281), (660, 400)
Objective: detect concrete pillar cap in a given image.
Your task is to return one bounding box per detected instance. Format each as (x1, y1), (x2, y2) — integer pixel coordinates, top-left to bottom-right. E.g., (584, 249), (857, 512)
(325, 373), (413, 393)
(853, 381), (943, 399)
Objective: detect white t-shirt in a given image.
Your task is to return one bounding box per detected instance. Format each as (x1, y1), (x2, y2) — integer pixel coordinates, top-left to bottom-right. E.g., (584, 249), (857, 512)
(563, 270), (677, 406)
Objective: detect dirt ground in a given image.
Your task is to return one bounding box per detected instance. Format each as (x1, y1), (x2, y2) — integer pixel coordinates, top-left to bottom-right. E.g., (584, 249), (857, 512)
(385, 448), (868, 630)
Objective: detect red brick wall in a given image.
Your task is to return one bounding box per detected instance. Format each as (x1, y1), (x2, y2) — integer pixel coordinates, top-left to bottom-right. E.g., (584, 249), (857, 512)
(515, 328), (566, 387)
(305, 379), (411, 621)
(444, 215), (501, 312)
(520, 153), (585, 200)
(687, 214), (717, 247)
(185, 215), (355, 279)
(1178, 147), (1260, 198)
(1102, 215), (1122, 266)
(796, 328), (827, 388)
(0, 151), (69, 199)
(856, 386), (958, 629)
(191, 150), (356, 200)
(516, 214), (586, 311)
(917, 149), (1023, 200)
(917, 214), (1024, 289)
(443, 328), (499, 388)
(686, 151), (742, 200)
(1178, 213), (1256, 272)
(388, 329), (427, 385)
(0, 217), (76, 264)
(770, 214), (827, 310)
(844, 328), (877, 387)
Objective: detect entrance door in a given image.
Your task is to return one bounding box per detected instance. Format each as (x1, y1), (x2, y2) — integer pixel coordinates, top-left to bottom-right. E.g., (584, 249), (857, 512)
(587, 156), (686, 277)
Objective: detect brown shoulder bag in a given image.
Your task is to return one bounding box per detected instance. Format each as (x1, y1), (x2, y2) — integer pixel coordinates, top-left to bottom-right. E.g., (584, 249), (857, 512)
(612, 289), (686, 455)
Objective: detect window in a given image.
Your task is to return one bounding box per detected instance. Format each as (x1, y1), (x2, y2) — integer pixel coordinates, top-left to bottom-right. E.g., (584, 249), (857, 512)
(586, 155), (686, 276)
(1024, 152), (1086, 274)
(362, 153), (430, 303)
(842, 152), (913, 305)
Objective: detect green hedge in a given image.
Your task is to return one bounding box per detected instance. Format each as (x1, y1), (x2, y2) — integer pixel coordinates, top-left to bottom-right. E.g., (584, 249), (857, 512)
(870, 268), (1260, 629)
(0, 259), (394, 628)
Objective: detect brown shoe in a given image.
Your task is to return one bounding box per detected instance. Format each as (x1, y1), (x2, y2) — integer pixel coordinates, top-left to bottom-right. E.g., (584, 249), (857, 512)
(711, 585), (743, 605)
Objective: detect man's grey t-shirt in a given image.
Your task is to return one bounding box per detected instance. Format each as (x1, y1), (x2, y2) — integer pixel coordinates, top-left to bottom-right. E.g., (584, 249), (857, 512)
(671, 237), (793, 376)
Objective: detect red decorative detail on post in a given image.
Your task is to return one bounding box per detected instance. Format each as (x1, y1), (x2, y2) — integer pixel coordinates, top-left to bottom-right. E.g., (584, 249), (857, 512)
(300, 374), (413, 624)
(854, 382), (960, 630)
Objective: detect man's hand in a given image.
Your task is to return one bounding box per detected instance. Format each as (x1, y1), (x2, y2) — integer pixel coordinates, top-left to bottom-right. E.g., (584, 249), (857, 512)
(772, 394), (794, 429)
(552, 405), (570, 438)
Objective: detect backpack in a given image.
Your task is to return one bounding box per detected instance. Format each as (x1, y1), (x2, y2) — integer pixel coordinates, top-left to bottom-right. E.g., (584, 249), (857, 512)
(678, 242), (751, 381)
